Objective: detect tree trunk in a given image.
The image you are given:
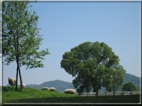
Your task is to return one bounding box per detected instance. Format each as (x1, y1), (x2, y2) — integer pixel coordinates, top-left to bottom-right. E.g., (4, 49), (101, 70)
(113, 91), (115, 96)
(18, 66), (23, 89)
(112, 85), (115, 96)
(96, 91), (98, 96)
(93, 88), (98, 96)
(15, 63), (18, 90)
(15, 54), (23, 90)
(15, 57), (20, 90)
(16, 57), (23, 89)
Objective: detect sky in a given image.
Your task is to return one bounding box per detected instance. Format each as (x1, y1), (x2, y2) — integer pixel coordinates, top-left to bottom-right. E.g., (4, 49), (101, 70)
(1, 1), (141, 86)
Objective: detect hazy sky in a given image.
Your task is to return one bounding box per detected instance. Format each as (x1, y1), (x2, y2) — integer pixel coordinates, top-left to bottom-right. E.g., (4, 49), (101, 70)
(2, 2), (141, 86)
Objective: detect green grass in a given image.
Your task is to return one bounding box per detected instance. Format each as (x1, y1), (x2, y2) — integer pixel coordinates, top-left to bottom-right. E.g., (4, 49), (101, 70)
(2, 86), (140, 104)
(0, 86), (2, 105)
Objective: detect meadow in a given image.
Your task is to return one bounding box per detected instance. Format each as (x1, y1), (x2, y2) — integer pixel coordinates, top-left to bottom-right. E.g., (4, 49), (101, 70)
(2, 86), (140, 104)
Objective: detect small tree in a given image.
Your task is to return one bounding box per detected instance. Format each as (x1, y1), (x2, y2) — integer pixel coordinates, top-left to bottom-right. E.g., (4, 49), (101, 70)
(2, 1), (50, 90)
(122, 82), (137, 91)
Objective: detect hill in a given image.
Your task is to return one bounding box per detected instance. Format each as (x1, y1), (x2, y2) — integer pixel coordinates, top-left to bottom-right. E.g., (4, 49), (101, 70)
(26, 80), (75, 92)
(124, 73), (140, 88)
(26, 73), (140, 92)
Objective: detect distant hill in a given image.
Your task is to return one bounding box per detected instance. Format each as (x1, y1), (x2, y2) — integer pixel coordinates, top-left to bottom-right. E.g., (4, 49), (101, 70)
(26, 80), (75, 92)
(8, 73), (141, 92)
(113, 73), (140, 91)
(124, 73), (140, 88)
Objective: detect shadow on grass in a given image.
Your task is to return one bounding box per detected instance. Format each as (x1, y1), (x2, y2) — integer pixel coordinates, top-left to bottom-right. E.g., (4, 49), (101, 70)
(4, 95), (140, 103)
(3, 86), (22, 92)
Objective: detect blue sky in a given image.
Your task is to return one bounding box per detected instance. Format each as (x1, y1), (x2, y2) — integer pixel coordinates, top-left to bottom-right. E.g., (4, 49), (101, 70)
(2, 2), (141, 86)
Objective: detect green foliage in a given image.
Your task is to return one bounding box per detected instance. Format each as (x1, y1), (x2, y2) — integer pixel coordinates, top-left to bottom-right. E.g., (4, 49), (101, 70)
(61, 41), (126, 94)
(122, 82), (137, 91)
(2, 1), (50, 68)
(2, 86), (140, 103)
(2, 1), (50, 89)
(105, 65), (126, 94)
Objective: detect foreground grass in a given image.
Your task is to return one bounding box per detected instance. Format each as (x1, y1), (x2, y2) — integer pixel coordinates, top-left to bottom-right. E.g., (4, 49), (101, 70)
(2, 86), (140, 103)
(0, 86), (2, 105)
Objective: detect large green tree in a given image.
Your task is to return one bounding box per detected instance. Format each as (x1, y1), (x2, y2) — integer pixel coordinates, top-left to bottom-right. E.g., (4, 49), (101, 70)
(61, 41), (125, 95)
(2, 1), (49, 90)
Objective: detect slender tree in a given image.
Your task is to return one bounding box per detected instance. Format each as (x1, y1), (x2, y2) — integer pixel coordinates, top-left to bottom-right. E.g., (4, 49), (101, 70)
(2, 1), (50, 90)
(61, 41), (125, 95)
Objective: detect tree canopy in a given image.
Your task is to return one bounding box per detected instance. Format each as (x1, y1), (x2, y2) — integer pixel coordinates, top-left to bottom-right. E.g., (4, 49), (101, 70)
(122, 82), (137, 91)
(61, 41), (126, 95)
(2, 1), (50, 89)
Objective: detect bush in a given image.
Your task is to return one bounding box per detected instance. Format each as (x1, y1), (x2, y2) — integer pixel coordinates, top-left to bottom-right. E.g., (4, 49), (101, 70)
(122, 82), (137, 91)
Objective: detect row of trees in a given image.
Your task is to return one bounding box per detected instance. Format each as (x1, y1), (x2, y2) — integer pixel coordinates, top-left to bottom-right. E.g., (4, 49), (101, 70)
(3, 1), (132, 94)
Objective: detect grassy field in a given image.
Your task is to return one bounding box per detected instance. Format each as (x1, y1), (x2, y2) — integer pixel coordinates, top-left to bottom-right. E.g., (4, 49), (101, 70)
(2, 86), (140, 104)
